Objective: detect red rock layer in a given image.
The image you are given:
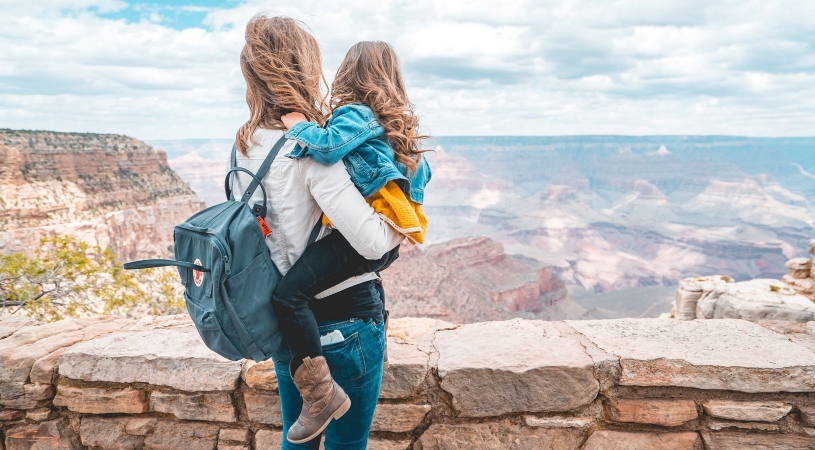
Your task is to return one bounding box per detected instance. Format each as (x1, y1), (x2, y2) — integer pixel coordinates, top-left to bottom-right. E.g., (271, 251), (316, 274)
(381, 236), (569, 323)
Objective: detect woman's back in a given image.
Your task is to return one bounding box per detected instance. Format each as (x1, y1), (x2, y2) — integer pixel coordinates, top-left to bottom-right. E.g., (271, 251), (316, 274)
(230, 127), (403, 277)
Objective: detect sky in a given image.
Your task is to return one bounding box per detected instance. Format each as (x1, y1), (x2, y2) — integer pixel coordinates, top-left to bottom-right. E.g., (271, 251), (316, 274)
(1, 0), (814, 139)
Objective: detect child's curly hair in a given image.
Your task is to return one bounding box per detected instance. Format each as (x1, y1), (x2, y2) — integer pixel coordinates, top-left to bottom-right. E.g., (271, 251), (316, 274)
(331, 41), (429, 172)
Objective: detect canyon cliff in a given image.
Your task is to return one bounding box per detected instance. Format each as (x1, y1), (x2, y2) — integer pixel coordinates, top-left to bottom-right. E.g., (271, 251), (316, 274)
(382, 236), (585, 323)
(0, 130), (205, 260)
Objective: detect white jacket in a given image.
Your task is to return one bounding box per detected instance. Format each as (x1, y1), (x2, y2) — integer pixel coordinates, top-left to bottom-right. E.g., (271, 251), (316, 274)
(229, 128), (403, 281)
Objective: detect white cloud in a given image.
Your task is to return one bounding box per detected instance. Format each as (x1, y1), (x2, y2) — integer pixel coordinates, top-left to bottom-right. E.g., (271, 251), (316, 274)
(0, 0), (814, 139)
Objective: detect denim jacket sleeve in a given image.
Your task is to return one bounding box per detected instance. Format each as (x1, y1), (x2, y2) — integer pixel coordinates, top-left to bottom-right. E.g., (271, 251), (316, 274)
(284, 104), (384, 165)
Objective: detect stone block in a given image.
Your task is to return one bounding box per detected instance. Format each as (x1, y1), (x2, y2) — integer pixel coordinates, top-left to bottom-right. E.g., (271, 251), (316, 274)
(800, 405), (815, 426)
(218, 446), (249, 450)
(218, 428), (250, 444)
(150, 391), (236, 422)
(368, 438), (411, 450)
(583, 431), (700, 450)
(707, 419), (779, 431)
(254, 430), (283, 450)
(380, 340), (429, 399)
(5, 419), (78, 450)
(1, 317), (131, 394)
(80, 417), (144, 450)
(567, 318), (815, 392)
(1, 384), (54, 409)
(605, 398), (697, 426)
(25, 408), (56, 422)
(415, 423), (584, 450)
(702, 400), (791, 422)
(243, 391), (283, 426)
(58, 327), (242, 392)
(29, 348), (66, 385)
(142, 420), (218, 450)
(702, 431), (815, 449)
(124, 417), (158, 435)
(241, 360), (277, 390)
(524, 416), (594, 428)
(53, 385), (147, 414)
(371, 404), (431, 433)
(435, 320), (598, 417)
(0, 409), (25, 421)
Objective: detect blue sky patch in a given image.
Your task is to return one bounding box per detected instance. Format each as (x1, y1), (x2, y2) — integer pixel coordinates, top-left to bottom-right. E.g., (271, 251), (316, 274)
(95, 1), (242, 30)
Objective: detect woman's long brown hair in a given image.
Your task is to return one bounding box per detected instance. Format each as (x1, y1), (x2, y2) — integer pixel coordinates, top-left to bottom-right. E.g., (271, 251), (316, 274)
(331, 41), (429, 172)
(236, 16), (328, 155)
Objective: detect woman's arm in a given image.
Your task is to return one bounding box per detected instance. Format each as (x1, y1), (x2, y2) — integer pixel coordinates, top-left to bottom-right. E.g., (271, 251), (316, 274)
(284, 105), (382, 166)
(298, 158), (403, 260)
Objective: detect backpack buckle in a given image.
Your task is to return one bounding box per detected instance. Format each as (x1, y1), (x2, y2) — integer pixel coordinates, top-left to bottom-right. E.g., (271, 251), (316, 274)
(252, 203), (267, 217)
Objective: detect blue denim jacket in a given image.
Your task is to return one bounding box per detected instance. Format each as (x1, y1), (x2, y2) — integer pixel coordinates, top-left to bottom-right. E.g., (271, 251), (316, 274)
(284, 103), (431, 204)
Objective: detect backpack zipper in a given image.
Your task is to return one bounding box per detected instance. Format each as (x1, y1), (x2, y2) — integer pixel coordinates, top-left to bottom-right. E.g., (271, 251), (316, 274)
(175, 226), (232, 275)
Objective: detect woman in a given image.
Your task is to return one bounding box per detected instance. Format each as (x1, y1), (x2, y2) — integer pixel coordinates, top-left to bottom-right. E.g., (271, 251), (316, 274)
(230, 15), (399, 449)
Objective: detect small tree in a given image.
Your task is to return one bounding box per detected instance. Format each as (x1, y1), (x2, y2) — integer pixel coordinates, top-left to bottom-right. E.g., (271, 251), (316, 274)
(0, 236), (184, 322)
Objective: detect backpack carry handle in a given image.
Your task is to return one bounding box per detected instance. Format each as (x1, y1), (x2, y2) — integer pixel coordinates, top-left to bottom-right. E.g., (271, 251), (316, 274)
(224, 167), (268, 216)
(123, 259), (211, 272)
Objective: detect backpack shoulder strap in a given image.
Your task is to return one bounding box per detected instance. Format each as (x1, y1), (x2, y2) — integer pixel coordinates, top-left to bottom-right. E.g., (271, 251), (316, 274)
(306, 218), (323, 246)
(123, 259), (210, 272)
(228, 143), (238, 201)
(237, 136), (288, 203)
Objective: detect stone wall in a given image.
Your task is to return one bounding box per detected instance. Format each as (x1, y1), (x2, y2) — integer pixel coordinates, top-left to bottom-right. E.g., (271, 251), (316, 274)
(5, 314), (815, 449)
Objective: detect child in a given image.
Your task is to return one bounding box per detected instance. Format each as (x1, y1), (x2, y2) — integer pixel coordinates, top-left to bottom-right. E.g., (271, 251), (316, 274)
(271, 41), (430, 444)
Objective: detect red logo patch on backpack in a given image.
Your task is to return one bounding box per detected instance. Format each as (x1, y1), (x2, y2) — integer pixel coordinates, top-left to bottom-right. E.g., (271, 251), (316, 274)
(193, 258), (204, 287)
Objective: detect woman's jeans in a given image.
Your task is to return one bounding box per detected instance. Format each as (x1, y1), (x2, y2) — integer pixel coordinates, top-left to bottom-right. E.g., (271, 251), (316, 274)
(271, 230), (398, 370)
(273, 318), (386, 449)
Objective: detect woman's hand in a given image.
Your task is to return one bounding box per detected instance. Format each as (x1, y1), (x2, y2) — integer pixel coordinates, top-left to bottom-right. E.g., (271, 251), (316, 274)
(281, 112), (307, 129)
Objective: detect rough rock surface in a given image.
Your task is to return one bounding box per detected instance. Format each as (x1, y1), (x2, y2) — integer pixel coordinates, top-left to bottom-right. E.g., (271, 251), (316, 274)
(4, 315), (815, 449)
(583, 431), (701, 450)
(702, 400), (792, 422)
(567, 318), (815, 392)
(53, 385), (147, 414)
(370, 404), (431, 433)
(58, 327), (242, 391)
(605, 398), (698, 426)
(415, 423), (584, 450)
(0, 130), (205, 259)
(381, 237), (577, 323)
(702, 431), (815, 449)
(673, 276), (815, 321)
(149, 391), (236, 422)
(435, 319), (598, 416)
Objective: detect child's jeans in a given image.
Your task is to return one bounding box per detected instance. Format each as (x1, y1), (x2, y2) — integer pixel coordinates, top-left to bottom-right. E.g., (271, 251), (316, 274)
(270, 230), (399, 370)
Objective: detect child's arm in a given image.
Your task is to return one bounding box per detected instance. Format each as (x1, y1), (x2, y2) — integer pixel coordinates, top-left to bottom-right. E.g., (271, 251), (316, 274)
(283, 105), (381, 166)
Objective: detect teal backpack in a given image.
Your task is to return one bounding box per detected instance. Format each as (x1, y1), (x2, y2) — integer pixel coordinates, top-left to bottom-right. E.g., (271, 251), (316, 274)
(125, 136), (318, 362)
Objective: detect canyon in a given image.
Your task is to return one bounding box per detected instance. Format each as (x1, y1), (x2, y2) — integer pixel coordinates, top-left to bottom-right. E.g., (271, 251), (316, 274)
(381, 236), (583, 323)
(152, 136), (815, 319)
(0, 130), (205, 260)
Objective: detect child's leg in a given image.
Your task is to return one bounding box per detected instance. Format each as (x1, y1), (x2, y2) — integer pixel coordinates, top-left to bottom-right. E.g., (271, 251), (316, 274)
(271, 231), (395, 372)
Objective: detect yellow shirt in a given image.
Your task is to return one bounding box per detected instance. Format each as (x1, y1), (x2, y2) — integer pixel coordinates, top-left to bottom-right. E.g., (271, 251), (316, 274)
(323, 181), (427, 244)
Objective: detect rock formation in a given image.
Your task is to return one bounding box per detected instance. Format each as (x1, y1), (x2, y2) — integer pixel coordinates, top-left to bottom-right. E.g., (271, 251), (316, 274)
(781, 239), (815, 303)
(0, 129), (205, 260)
(381, 237), (585, 323)
(671, 276), (815, 322)
(5, 314), (815, 449)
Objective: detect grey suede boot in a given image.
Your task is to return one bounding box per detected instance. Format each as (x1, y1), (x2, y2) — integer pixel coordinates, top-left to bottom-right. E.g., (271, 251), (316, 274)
(287, 356), (351, 444)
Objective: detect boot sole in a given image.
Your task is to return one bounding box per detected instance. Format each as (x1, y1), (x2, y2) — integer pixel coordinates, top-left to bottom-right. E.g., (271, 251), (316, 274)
(287, 397), (352, 444)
